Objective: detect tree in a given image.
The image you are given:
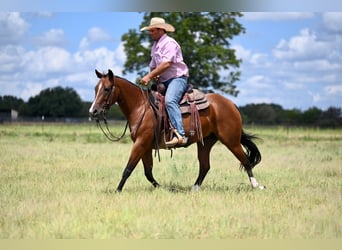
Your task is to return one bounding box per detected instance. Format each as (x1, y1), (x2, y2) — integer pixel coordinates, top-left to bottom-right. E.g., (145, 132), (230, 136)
(26, 87), (83, 118)
(300, 107), (322, 125)
(318, 107), (342, 128)
(239, 103), (283, 125)
(0, 95), (24, 110)
(121, 12), (245, 96)
(278, 108), (302, 126)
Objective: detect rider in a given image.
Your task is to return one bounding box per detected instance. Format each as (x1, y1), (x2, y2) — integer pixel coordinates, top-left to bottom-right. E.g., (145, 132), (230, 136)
(140, 17), (189, 147)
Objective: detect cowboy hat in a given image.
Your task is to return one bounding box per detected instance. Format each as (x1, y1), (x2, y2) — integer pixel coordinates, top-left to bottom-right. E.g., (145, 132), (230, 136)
(140, 17), (175, 32)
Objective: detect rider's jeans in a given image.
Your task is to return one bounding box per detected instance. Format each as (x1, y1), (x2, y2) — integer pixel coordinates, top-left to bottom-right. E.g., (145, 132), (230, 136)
(163, 76), (188, 137)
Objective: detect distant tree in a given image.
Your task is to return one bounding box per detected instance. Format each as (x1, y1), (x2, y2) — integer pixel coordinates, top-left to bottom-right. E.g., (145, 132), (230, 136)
(278, 108), (302, 126)
(121, 12), (245, 96)
(300, 107), (322, 125)
(0, 95), (24, 110)
(240, 103), (283, 125)
(318, 107), (342, 128)
(26, 87), (83, 117)
(106, 104), (125, 120)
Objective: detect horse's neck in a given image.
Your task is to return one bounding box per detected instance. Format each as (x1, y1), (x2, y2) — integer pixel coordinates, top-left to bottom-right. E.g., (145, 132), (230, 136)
(116, 78), (146, 120)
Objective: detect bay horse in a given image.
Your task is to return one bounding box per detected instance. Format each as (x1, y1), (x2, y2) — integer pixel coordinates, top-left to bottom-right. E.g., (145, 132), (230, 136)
(89, 69), (264, 192)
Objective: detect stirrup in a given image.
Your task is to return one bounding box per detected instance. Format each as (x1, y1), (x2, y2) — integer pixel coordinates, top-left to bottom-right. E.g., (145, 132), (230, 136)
(165, 137), (179, 147)
(165, 130), (188, 147)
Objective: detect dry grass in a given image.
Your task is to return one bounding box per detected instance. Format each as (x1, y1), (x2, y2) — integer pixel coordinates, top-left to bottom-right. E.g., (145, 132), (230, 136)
(0, 124), (341, 238)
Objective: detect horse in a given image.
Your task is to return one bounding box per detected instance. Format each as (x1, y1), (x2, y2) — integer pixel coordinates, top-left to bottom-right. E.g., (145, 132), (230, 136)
(89, 69), (264, 192)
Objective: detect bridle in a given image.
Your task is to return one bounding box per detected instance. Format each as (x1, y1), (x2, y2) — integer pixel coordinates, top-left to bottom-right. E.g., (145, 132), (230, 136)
(94, 75), (147, 142)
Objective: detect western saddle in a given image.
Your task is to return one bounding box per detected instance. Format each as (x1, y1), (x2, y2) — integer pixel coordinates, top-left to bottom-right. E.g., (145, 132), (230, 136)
(149, 82), (209, 151)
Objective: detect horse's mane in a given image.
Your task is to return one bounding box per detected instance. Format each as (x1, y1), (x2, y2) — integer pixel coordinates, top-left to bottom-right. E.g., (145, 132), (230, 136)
(114, 75), (143, 91)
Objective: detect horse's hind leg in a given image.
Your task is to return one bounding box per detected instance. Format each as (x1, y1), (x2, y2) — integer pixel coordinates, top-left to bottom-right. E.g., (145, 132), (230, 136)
(193, 135), (217, 191)
(227, 143), (263, 189)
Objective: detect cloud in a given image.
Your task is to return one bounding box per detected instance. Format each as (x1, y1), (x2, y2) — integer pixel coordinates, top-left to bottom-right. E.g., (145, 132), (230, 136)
(0, 43), (127, 101)
(243, 12), (314, 21)
(79, 27), (112, 50)
(322, 12), (342, 32)
(232, 13), (342, 109)
(0, 13), (127, 101)
(245, 75), (273, 90)
(22, 46), (71, 76)
(232, 44), (251, 61)
(325, 85), (342, 95)
(0, 12), (29, 46)
(273, 29), (330, 61)
(73, 47), (121, 72)
(293, 59), (342, 73)
(4, 44), (126, 101)
(32, 28), (66, 47)
(0, 45), (25, 72)
(20, 82), (44, 101)
(232, 44), (269, 67)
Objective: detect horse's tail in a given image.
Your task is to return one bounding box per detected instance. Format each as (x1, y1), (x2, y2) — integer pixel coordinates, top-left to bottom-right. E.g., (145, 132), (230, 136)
(240, 130), (262, 169)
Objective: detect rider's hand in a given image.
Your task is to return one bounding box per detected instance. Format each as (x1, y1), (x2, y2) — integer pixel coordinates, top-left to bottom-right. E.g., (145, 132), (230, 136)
(140, 72), (160, 86)
(140, 75), (151, 86)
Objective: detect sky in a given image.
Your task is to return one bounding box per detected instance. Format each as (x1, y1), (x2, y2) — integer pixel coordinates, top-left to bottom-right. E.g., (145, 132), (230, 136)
(0, 12), (341, 111)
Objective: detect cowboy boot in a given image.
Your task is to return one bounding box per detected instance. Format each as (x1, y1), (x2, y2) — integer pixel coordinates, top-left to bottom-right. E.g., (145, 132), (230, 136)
(165, 130), (188, 147)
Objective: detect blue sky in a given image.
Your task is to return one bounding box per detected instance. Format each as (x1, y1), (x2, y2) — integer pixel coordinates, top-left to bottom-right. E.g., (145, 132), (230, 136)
(0, 12), (341, 110)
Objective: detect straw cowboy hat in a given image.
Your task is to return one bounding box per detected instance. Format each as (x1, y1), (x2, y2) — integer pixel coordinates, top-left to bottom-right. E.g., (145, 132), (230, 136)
(140, 17), (175, 32)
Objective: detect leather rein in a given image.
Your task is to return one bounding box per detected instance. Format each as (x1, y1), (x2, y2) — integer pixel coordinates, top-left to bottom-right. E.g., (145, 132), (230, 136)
(95, 76), (147, 142)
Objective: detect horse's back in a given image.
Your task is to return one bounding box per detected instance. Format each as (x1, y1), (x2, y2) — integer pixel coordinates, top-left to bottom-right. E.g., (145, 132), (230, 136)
(206, 93), (242, 121)
(197, 93), (243, 140)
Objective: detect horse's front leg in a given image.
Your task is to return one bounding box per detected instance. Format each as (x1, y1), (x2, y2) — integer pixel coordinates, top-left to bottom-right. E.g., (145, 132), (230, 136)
(142, 150), (160, 188)
(116, 142), (145, 192)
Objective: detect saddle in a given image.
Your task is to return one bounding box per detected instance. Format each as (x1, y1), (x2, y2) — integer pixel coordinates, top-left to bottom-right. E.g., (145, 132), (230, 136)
(179, 87), (209, 114)
(149, 83), (209, 152)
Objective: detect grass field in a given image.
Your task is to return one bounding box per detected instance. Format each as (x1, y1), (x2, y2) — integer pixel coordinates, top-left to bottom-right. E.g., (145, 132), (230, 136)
(0, 122), (341, 239)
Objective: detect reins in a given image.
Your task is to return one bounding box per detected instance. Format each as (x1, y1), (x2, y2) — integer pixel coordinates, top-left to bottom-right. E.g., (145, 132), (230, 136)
(95, 76), (147, 142)
(96, 117), (129, 142)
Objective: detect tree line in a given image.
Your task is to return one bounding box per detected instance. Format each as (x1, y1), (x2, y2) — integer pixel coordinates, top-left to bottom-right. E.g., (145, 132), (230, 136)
(0, 86), (340, 128)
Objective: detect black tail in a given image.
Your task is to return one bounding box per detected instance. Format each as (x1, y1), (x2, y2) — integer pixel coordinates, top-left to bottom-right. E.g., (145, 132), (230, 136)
(240, 130), (262, 169)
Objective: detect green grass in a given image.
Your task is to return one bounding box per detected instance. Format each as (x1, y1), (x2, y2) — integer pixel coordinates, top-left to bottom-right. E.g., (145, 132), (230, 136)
(0, 123), (341, 238)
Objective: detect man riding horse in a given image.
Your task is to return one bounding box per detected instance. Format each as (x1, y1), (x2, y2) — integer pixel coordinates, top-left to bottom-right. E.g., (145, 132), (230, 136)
(140, 17), (189, 147)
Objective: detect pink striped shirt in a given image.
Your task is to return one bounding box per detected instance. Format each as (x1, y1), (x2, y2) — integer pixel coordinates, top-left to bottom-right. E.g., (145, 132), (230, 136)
(149, 34), (189, 82)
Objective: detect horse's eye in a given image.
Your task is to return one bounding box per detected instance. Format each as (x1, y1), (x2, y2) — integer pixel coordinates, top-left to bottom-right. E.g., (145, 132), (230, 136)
(104, 87), (110, 93)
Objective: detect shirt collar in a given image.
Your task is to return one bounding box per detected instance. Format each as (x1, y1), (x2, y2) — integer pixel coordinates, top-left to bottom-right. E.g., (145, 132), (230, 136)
(155, 33), (168, 45)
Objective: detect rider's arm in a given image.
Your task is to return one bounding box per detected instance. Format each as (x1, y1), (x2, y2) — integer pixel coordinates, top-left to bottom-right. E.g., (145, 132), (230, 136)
(141, 61), (172, 85)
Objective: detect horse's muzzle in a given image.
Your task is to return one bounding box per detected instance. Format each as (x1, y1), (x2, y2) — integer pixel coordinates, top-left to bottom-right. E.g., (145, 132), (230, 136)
(89, 108), (107, 121)
(89, 110), (100, 119)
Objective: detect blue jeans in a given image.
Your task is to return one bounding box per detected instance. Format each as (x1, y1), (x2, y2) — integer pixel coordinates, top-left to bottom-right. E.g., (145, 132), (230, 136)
(163, 76), (188, 137)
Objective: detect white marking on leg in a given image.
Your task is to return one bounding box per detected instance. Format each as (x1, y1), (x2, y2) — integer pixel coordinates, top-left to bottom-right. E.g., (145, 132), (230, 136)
(250, 177), (259, 188)
(192, 185), (200, 192)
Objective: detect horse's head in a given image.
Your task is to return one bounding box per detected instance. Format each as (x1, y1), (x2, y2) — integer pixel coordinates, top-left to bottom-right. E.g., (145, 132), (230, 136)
(89, 69), (116, 119)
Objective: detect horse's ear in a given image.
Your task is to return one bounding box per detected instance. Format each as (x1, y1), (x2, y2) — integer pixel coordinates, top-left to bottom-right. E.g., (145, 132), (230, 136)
(95, 69), (102, 78)
(108, 69), (114, 81)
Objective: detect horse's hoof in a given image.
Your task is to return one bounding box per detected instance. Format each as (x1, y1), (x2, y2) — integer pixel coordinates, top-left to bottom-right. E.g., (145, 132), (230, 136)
(192, 185), (200, 192)
(258, 185), (266, 190)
